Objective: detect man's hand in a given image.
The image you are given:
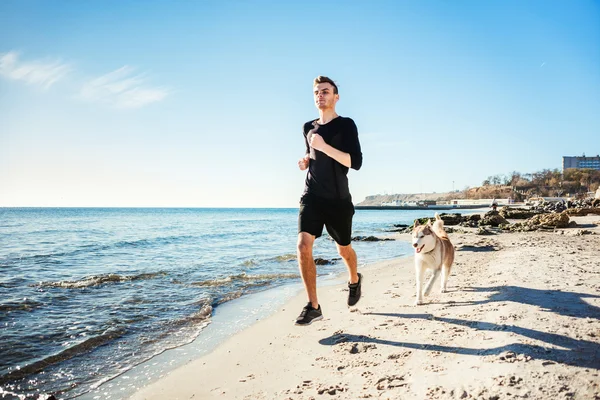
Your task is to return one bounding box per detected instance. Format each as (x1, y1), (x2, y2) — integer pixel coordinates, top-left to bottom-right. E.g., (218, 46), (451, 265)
(305, 120), (352, 168)
(309, 133), (327, 152)
(298, 154), (310, 170)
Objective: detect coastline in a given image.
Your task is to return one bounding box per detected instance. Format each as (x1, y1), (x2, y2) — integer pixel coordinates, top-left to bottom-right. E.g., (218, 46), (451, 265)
(355, 205), (490, 211)
(76, 280), (309, 399)
(128, 215), (600, 399)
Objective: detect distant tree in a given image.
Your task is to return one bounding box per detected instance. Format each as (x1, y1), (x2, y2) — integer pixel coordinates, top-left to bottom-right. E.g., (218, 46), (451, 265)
(580, 172), (591, 191)
(472, 168), (599, 200)
(508, 171), (522, 186)
(515, 178), (531, 188)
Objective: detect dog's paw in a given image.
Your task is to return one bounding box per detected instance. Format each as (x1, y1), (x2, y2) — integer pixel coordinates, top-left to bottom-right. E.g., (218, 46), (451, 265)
(414, 299), (423, 306)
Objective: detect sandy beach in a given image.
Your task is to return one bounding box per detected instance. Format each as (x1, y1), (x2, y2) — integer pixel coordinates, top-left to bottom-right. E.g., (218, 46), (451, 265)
(129, 215), (600, 400)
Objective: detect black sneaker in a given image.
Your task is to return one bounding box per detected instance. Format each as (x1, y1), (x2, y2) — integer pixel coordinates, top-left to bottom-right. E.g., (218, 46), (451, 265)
(347, 273), (362, 306)
(295, 303), (323, 326)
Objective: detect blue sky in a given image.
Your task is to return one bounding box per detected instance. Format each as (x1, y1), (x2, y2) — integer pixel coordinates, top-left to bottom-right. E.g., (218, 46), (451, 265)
(1, 0), (599, 207)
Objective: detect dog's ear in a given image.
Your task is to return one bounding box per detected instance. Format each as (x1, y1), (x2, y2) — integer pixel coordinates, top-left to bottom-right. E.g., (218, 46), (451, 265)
(427, 219), (432, 226)
(414, 219), (420, 227)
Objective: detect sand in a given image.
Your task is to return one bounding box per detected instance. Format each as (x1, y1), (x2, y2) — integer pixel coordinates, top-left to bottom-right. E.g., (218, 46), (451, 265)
(129, 215), (600, 400)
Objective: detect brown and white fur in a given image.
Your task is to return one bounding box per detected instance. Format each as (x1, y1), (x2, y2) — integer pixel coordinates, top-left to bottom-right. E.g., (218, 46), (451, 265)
(411, 213), (455, 305)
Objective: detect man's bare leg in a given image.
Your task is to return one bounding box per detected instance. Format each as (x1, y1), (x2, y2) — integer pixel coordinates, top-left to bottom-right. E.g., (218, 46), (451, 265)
(297, 232), (318, 308)
(336, 243), (358, 284)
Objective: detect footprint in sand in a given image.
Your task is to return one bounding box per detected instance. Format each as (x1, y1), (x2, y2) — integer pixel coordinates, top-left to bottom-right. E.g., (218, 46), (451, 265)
(374, 374), (409, 390)
(239, 374), (255, 382)
(425, 364), (446, 372)
(334, 342), (377, 354)
(494, 375), (523, 387)
(387, 350), (412, 365)
(316, 384), (347, 395)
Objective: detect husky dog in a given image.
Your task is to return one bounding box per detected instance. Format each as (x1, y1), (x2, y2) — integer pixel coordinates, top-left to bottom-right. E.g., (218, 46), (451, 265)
(411, 213), (455, 305)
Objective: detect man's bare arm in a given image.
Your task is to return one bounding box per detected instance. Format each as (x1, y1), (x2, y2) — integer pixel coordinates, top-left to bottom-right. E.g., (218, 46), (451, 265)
(309, 134), (351, 168)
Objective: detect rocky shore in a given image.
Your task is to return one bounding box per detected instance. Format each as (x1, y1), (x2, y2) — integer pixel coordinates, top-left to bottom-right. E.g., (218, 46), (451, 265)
(394, 198), (600, 234)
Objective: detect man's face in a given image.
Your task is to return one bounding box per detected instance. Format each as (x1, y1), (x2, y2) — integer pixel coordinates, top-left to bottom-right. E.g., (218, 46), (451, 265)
(313, 82), (339, 110)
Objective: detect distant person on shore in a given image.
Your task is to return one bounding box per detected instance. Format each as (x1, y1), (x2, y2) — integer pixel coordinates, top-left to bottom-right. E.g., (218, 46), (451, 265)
(491, 198), (498, 212)
(295, 76), (363, 326)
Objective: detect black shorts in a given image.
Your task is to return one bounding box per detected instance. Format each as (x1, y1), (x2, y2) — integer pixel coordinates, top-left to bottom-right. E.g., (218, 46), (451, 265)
(298, 193), (355, 246)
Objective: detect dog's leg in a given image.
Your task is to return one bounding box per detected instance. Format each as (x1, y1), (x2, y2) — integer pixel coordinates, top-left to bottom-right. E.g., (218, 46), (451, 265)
(414, 262), (425, 305)
(424, 269), (440, 296)
(441, 264), (451, 293)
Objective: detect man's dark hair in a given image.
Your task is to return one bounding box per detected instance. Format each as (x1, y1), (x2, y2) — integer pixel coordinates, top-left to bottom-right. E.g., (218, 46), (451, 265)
(313, 76), (338, 94)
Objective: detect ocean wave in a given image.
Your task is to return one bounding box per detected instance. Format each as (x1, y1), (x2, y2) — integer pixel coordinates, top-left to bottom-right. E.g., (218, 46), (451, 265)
(0, 387), (24, 399)
(0, 222), (25, 228)
(179, 303), (213, 323)
(141, 303), (214, 346)
(0, 327), (126, 385)
(192, 272), (300, 288)
(3, 235), (196, 265)
(0, 298), (43, 313)
(271, 253), (297, 262)
(214, 291), (243, 305)
(34, 271), (167, 289)
(0, 277), (27, 289)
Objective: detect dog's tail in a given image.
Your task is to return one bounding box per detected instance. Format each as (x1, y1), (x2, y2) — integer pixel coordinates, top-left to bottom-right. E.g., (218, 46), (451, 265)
(432, 213), (448, 238)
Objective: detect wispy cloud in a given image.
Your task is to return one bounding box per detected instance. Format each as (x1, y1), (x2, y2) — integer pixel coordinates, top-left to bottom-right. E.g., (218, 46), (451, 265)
(540, 62), (546, 68)
(0, 51), (71, 89)
(80, 66), (168, 109)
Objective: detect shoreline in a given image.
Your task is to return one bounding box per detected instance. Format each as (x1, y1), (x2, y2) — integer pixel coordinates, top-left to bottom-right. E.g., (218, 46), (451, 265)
(128, 215), (600, 399)
(80, 259), (409, 400)
(77, 274), (355, 400)
(126, 256), (412, 400)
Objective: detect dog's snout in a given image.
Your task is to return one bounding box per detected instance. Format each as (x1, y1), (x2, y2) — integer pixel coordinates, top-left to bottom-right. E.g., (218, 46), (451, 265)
(412, 243), (418, 248)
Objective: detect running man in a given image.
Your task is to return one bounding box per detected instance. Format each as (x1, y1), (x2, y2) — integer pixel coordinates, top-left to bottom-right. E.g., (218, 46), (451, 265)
(295, 76), (363, 326)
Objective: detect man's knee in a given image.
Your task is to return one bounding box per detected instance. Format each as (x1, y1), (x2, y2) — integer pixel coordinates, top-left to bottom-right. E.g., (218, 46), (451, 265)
(337, 244), (354, 260)
(297, 233), (314, 256)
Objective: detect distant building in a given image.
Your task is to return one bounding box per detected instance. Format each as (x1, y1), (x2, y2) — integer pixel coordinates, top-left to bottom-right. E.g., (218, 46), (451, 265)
(562, 154), (600, 171)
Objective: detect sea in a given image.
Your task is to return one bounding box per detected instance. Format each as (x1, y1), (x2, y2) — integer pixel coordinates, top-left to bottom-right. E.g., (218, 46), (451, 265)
(0, 207), (478, 400)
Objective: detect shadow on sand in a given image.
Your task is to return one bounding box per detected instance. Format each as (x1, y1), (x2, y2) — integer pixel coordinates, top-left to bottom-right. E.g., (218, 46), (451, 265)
(456, 245), (498, 252)
(463, 285), (600, 319)
(319, 286), (600, 369)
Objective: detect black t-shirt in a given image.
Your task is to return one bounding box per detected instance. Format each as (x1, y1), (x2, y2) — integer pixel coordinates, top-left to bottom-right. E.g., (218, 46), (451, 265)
(302, 116), (363, 200)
